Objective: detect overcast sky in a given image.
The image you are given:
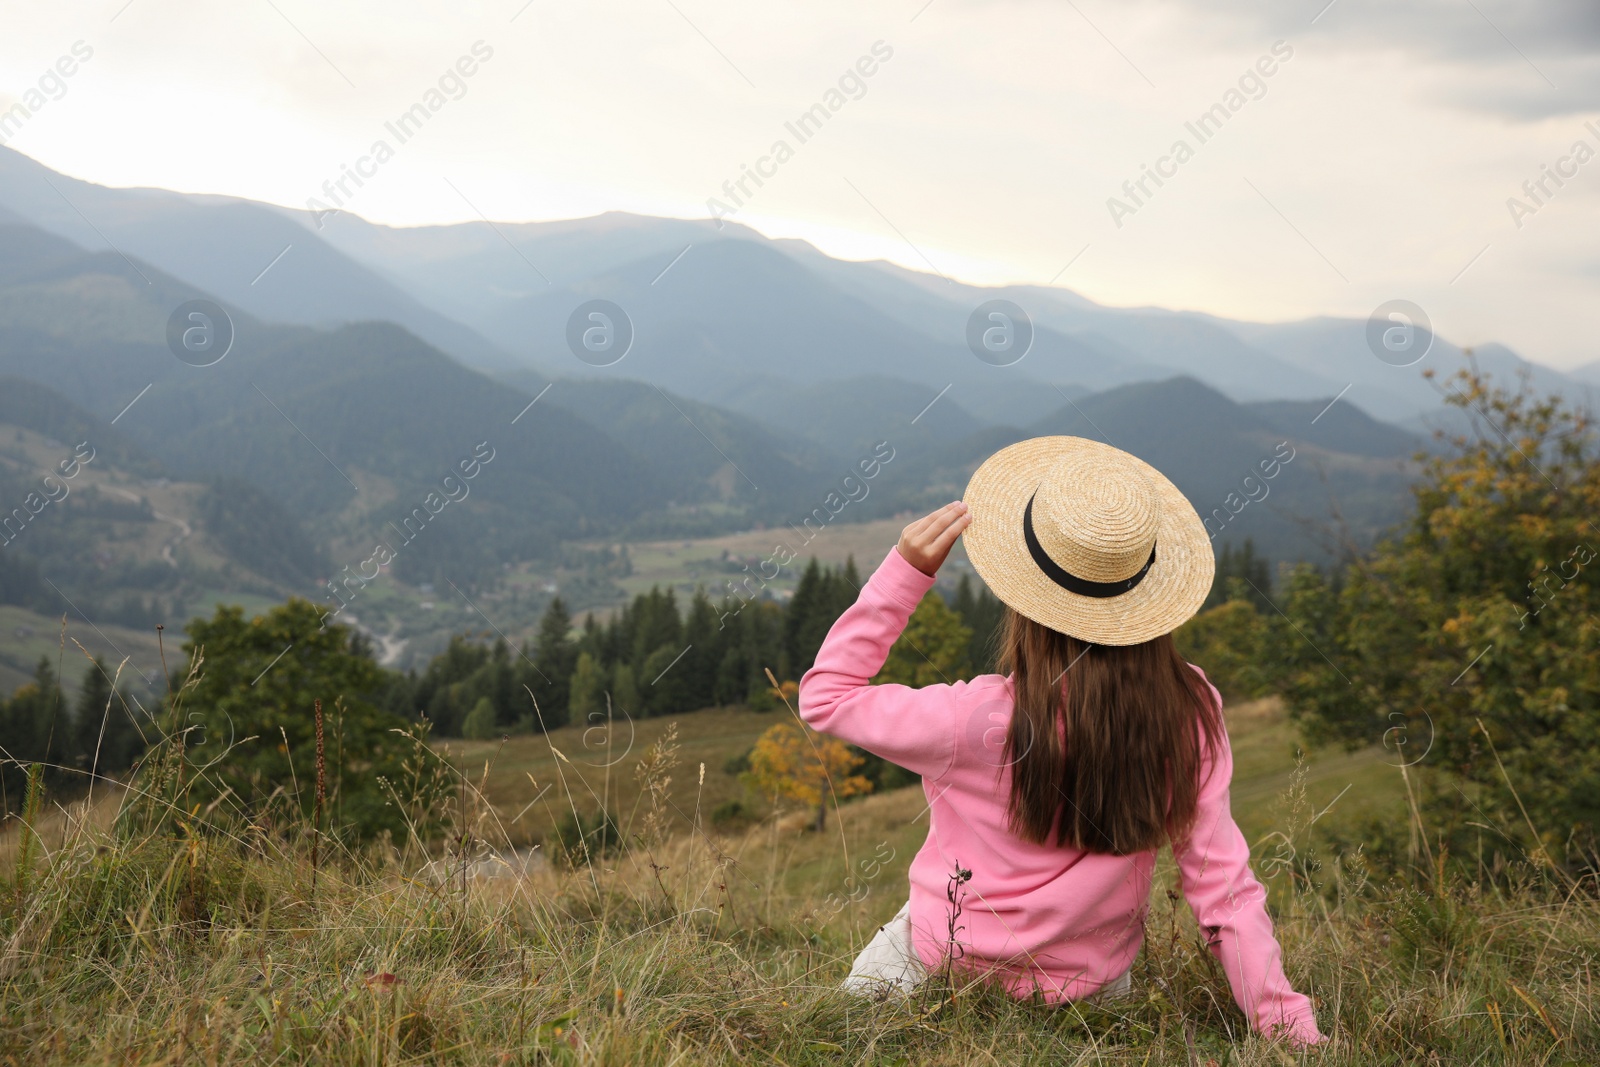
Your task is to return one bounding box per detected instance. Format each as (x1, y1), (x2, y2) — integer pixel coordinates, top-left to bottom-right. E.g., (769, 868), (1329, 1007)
(3, 0), (1598, 368)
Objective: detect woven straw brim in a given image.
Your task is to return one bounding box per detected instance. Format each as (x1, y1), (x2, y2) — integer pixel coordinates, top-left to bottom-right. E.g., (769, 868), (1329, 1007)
(961, 437), (1214, 646)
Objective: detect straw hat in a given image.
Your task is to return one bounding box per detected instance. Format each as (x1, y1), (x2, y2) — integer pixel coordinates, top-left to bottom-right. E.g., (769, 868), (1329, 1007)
(961, 436), (1213, 646)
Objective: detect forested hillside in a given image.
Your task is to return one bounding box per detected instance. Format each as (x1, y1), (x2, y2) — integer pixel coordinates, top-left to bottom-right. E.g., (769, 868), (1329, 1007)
(380, 557), (1002, 738)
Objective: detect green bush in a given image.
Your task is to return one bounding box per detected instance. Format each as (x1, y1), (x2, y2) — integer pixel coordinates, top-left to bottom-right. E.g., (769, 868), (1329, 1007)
(722, 747), (752, 777)
(174, 597), (428, 841)
(710, 799), (754, 831)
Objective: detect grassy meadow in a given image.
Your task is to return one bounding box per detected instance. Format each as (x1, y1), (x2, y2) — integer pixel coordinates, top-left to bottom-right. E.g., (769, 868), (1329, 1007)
(442, 695), (1401, 857)
(4, 688), (1597, 1065)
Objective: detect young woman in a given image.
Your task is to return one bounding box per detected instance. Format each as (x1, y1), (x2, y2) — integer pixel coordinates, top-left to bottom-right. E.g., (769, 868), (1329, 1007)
(798, 437), (1323, 1046)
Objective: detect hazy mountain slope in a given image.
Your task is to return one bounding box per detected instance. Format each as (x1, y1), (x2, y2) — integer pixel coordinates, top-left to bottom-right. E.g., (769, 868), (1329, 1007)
(493, 368), (1064, 488)
(0, 376), (160, 476)
(2, 149), (1579, 432)
(784, 250), (1594, 423)
(1220, 317), (1598, 424)
(309, 207), (1213, 405)
(472, 238), (1149, 418)
(302, 210), (766, 326)
(0, 225), (688, 581)
(1569, 359), (1600, 385)
(0, 379), (311, 637)
(1026, 301), (1343, 401)
(717, 244), (1346, 401)
(1244, 397), (1423, 459)
(492, 372), (831, 512)
(309, 205), (1586, 427)
(0, 222), (88, 283)
(0, 224), (232, 415)
(480, 237), (989, 394)
(310, 211), (1183, 405)
(132, 320), (659, 524)
(0, 222), (1421, 572)
(711, 374), (990, 455)
(0, 146), (513, 371)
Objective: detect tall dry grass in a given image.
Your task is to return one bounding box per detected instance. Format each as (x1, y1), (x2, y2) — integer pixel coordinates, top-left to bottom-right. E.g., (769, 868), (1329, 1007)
(1, 701), (1596, 1066)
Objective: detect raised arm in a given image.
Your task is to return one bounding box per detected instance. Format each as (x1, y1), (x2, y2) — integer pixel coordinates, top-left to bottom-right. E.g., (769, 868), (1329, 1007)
(798, 504), (972, 780)
(1173, 686), (1323, 1045)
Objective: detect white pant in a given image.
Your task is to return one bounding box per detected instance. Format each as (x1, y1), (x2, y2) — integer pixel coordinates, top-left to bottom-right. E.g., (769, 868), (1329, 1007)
(844, 901), (1134, 1002)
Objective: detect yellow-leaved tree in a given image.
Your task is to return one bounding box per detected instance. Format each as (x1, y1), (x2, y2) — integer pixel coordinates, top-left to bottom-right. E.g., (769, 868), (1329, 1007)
(744, 721), (871, 831)
(767, 678), (799, 706)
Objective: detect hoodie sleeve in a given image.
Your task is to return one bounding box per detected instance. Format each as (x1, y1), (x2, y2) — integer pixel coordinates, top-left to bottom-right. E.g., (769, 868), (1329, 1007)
(797, 547), (961, 782)
(1174, 676), (1323, 1046)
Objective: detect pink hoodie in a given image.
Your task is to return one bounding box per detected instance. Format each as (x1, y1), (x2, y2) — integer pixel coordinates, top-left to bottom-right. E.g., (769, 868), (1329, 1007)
(799, 547), (1323, 1045)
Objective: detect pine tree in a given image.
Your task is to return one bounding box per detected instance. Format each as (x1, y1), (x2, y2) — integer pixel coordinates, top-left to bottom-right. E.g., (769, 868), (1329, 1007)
(681, 588), (721, 710)
(642, 644), (689, 716)
(8, 658), (65, 763)
(714, 643), (750, 707)
(0, 659), (65, 814)
(412, 635), (488, 734)
(611, 662), (640, 718)
(488, 638), (516, 725)
(827, 557), (862, 631)
(463, 696), (498, 740)
(528, 598), (576, 730)
(875, 593), (973, 687)
(630, 588), (682, 669)
(69, 659), (145, 777)
(784, 559), (825, 673)
(1207, 538), (1272, 611)
(426, 684), (459, 735)
(743, 600), (787, 706)
(952, 574), (1005, 675)
(568, 651), (608, 722)
(578, 613), (603, 659)
(71, 660), (112, 771)
(601, 604), (632, 668)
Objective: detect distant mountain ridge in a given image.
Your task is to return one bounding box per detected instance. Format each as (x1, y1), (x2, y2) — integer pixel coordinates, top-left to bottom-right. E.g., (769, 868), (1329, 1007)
(0, 144), (1518, 612)
(3, 144), (1589, 431)
(0, 215), (1418, 571)
(0, 146), (514, 370)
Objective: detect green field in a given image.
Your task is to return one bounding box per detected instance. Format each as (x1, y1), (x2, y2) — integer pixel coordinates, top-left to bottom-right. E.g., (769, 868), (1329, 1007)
(447, 693), (1402, 866)
(0, 604), (166, 699)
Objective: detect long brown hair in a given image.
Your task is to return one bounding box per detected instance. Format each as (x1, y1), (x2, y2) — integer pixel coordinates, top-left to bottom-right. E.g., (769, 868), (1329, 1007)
(996, 608), (1223, 855)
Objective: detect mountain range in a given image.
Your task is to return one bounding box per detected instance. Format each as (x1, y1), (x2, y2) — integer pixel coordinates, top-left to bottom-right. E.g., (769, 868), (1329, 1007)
(5, 144), (1592, 430)
(0, 141), (1572, 670)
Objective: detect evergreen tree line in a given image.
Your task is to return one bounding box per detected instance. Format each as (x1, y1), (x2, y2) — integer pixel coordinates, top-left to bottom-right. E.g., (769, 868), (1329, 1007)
(0, 657), (150, 817)
(384, 558), (1007, 738)
(0, 557), (1007, 817)
(1201, 538), (1275, 613)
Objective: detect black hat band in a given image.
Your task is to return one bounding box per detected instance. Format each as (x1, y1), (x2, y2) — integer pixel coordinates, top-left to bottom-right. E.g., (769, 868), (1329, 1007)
(1023, 491), (1156, 599)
